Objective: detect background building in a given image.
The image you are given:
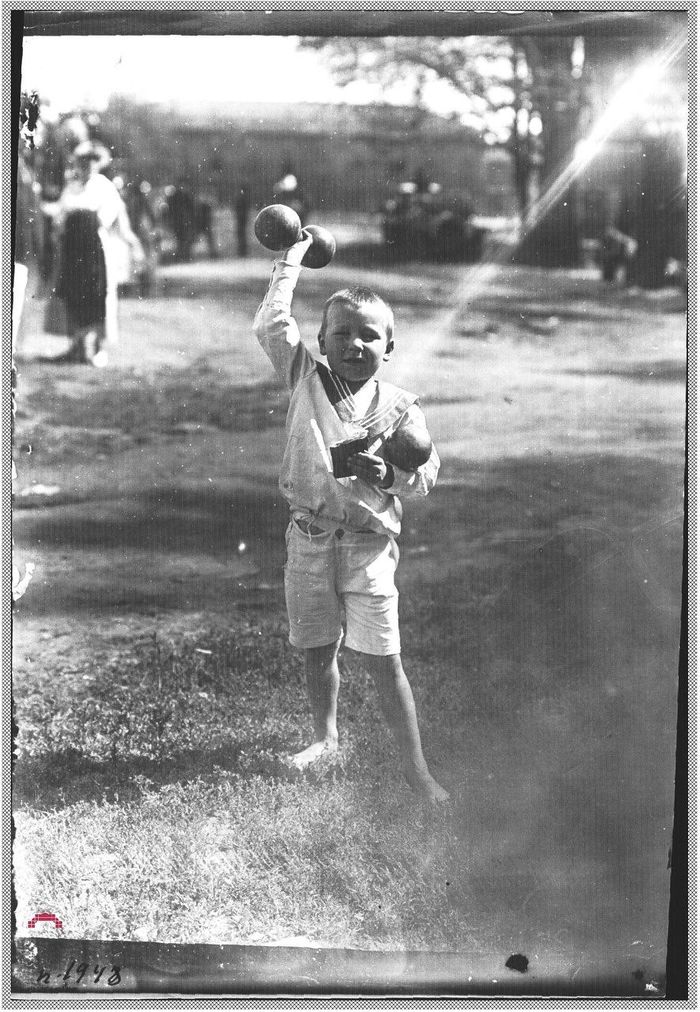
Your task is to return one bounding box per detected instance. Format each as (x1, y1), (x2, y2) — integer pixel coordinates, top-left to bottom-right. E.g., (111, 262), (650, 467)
(99, 99), (519, 217)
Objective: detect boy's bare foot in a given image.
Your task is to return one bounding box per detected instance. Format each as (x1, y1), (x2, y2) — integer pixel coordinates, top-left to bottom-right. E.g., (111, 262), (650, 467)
(409, 774), (451, 806)
(283, 739), (338, 772)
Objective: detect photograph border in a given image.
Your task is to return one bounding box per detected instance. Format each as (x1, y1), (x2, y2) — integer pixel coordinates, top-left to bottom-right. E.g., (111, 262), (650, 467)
(4, 1), (696, 1003)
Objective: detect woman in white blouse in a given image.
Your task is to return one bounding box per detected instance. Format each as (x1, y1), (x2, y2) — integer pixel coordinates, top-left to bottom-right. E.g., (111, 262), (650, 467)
(46, 141), (143, 366)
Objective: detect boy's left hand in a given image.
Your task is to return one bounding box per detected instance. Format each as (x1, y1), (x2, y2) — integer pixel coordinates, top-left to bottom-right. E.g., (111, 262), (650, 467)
(283, 229), (314, 267)
(348, 452), (392, 487)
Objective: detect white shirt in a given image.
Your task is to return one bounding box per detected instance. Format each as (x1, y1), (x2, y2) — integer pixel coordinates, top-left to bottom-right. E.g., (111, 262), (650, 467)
(253, 258), (439, 536)
(55, 173), (134, 288)
(58, 173), (124, 229)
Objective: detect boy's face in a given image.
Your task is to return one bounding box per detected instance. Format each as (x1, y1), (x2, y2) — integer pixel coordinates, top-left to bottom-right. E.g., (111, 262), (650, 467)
(319, 300), (393, 383)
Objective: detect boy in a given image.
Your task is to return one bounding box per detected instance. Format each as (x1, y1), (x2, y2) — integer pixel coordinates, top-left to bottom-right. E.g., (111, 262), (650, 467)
(253, 232), (448, 804)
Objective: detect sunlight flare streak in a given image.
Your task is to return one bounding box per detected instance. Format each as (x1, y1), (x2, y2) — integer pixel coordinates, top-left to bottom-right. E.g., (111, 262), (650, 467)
(392, 29), (687, 385)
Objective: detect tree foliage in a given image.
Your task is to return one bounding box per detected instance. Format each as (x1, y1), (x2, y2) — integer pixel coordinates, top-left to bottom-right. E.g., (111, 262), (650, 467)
(300, 32), (687, 277)
(300, 35), (587, 264)
(299, 36), (583, 217)
(299, 37), (519, 139)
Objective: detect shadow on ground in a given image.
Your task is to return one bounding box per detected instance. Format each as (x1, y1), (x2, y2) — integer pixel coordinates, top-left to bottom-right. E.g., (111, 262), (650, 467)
(17, 486), (287, 554)
(13, 484), (290, 614)
(15, 370), (288, 439)
(13, 732), (303, 810)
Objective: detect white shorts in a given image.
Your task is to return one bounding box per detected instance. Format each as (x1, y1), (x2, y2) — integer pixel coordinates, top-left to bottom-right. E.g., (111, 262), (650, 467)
(284, 520), (401, 655)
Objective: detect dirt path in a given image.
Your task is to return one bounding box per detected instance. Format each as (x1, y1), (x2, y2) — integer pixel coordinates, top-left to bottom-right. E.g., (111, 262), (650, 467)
(13, 255), (684, 644)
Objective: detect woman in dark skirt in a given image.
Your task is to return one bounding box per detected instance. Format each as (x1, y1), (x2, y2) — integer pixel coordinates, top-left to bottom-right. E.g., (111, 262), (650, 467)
(54, 208), (109, 362)
(45, 141), (143, 366)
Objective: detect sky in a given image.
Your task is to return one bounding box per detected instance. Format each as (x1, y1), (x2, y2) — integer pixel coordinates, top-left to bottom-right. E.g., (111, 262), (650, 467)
(20, 35), (475, 119)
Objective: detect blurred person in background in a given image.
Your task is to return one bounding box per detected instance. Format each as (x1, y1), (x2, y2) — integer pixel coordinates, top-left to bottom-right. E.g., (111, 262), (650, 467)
(194, 185), (218, 259)
(112, 163), (159, 295)
(661, 168), (687, 293)
(274, 169), (306, 225)
(166, 178), (196, 261)
(234, 181), (251, 257)
(600, 197), (638, 287)
(35, 113), (92, 289)
(43, 140), (144, 366)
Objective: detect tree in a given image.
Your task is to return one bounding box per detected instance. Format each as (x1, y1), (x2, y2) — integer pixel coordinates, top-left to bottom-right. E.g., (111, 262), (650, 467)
(300, 37), (526, 186)
(580, 30), (687, 288)
(301, 28), (687, 278)
(299, 35), (585, 264)
(509, 35), (585, 266)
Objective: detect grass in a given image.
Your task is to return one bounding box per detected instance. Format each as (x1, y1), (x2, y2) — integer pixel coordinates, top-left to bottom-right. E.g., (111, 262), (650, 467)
(10, 534), (539, 949)
(16, 776), (469, 950)
(16, 619), (306, 796)
(14, 607), (475, 950)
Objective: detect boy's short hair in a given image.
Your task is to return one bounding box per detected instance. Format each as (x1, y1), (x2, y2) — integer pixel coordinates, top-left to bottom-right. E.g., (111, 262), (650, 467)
(320, 287), (394, 343)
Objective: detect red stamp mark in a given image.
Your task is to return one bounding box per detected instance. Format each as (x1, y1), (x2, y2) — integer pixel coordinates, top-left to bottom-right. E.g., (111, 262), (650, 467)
(27, 912), (63, 930)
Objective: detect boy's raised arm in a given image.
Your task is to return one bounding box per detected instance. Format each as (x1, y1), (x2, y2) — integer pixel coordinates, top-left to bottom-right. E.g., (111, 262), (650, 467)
(253, 233), (315, 391)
